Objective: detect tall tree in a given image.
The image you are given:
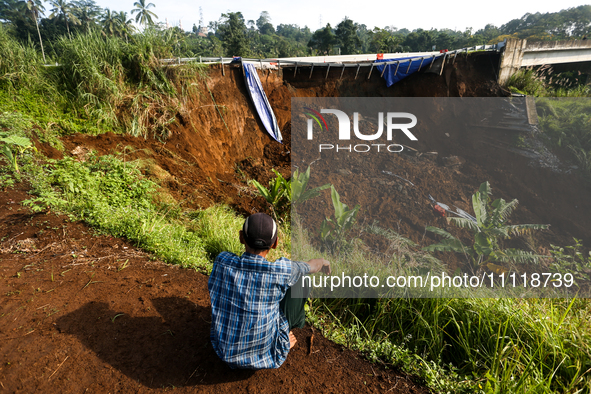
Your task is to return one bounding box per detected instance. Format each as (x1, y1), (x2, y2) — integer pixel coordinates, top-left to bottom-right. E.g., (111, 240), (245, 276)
(116, 11), (134, 42)
(73, 0), (102, 32)
(217, 12), (249, 56)
(308, 24), (336, 55)
(368, 28), (403, 53)
(48, 0), (81, 37)
(335, 17), (360, 55)
(402, 29), (436, 52)
(101, 8), (118, 36)
(474, 24), (501, 44)
(0, 0), (24, 23)
(25, 0), (46, 62)
(260, 22), (274, 35)
(131, 0), (157, 27)
(1, 0), (38, 40)
(256, 11), (270, 30)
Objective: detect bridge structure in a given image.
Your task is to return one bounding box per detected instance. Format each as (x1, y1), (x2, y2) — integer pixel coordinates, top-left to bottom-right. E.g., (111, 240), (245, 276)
(160, 38), (591, 87)
(161, 44), (500, 81)
(497, 38), (591, 85)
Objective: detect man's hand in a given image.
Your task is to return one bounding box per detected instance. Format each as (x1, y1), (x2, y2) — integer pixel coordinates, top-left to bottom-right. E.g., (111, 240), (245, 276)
(289, 331), (297, 349)
(307, 258), (331, 275)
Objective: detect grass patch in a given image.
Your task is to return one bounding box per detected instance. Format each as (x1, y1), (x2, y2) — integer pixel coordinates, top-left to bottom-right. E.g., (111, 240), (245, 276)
(293, 218), (591, 393)
(309, 297), (591, 393)
(22, 153), (206, 270)
(20, 152), (290, 273)
(1, 25), (209, 139)
(507, 68), (591, 98)
(188, 205), (244, 259)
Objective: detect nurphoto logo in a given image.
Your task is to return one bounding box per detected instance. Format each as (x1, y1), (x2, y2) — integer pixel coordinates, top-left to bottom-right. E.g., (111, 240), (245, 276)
(304, 107), (418, 153)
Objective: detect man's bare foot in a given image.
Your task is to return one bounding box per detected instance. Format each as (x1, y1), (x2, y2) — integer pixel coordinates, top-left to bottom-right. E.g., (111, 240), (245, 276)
(289, 331), (297, 349)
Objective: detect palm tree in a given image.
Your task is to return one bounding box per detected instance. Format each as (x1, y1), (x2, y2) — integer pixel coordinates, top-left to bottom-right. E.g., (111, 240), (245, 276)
(116, 11), (135, 42)
(48, 0), (81, 38)
(131, 0), (157, 27)
(0, 0), (23, 24)
(101, 8), (118, 36)
(73, 0), (102, 32)
(25, 0), (46, 62)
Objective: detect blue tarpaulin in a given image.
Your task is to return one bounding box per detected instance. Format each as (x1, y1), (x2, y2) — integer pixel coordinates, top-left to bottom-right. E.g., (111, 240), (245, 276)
(242, 62), (283, 143)
(375, 56), (438, 87)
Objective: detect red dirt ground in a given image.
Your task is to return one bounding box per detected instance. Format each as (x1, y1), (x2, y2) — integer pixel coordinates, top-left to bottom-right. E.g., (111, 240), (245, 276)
(0, 183), (429, 393)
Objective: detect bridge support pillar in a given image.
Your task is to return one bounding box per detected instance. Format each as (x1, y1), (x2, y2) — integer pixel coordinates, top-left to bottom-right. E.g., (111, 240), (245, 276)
(498, 38), (528, 86)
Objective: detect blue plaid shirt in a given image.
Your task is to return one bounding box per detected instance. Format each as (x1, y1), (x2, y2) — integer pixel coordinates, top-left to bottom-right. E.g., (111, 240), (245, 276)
(208, 252), (309, 369)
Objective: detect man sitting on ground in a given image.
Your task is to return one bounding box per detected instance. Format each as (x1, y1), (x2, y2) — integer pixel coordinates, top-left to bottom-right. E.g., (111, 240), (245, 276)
(208, 213), (331, 369)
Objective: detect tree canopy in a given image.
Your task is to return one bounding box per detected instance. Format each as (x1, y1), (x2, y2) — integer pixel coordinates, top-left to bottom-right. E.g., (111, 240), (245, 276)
(1, 5), (590, 61)
(131, 0), (157, 27)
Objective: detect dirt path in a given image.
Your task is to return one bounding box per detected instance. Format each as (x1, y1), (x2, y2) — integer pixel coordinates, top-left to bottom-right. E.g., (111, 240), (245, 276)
(0, 184), (429, 394)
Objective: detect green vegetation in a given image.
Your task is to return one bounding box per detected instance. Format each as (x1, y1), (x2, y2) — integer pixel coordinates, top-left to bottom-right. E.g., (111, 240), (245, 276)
(290, 166), (330, 212)
(288, 211), (591, 393)
(500, 6), (591, 41)
(320, 185), (360, 253)
(16, 151), (289, 271)
(0, 23), (206, 139)
(23, 153), (206, 269)
(0, 110), (37, 175)
(250, 169), (291, 222)
(424, 181), (549, 273)
(131, 0), (157, 27)
(0, 133), (35, 174)
(507, 68), (591, 97)
(0, 24), (46, 90)
(0, 107), (289, 272)
(0, 112), (38, 186)
(48, 0), (81, 37)
(309, 296), (591, 393)
(289, 177), (591, 392)
(535, 98), (591, 177)
(4, 111), (591, 394)
(506, 69), (548, 96)
(550, 238), (591, 286)
(55, 29), (195, 138)
(2, 0), (591, 59)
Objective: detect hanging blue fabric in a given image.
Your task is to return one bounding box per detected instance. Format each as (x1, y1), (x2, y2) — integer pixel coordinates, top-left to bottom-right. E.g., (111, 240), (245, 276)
(242, 62), (283, 143)
(375, 56), (437, 87)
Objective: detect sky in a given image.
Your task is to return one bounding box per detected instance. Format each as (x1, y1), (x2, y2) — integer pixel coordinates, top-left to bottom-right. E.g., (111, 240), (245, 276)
(49, 0), (591, 33)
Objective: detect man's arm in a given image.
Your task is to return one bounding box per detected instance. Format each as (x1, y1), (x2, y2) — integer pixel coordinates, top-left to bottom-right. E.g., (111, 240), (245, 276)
(306, 258), (331, 275)
(288, 258), (331, 287)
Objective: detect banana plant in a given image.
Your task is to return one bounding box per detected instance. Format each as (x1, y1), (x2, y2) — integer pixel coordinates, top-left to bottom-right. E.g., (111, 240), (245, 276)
(0, 134), (36, 174)
(320, 185), (360, 252)
(290, 166), (330, 211)
(423, 181), (549, 271)
(250, 169), (290, 221)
